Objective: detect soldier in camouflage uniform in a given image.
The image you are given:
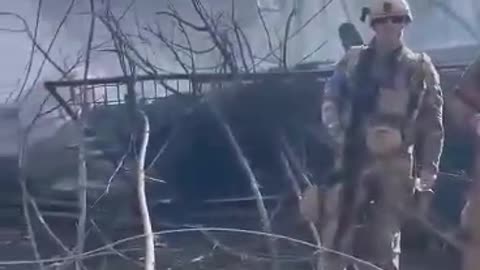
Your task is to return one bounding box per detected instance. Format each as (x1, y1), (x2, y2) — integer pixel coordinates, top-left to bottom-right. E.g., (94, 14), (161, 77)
(301, 0), (445, 269)
(456, 54), (480, 270)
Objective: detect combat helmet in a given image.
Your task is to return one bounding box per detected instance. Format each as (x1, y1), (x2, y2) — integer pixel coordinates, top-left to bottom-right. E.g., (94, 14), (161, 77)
(361, 0), (413, 25)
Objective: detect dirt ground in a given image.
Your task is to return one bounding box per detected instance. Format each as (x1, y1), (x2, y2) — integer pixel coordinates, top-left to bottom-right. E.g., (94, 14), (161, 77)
(0, 202), (461, 270)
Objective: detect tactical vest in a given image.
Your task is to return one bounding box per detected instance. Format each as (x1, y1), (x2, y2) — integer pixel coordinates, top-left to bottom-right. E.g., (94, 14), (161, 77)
(341, 45), (428, 156)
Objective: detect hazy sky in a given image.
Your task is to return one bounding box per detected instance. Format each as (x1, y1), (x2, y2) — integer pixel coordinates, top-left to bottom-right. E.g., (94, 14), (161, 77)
(0, 0), (478, 104)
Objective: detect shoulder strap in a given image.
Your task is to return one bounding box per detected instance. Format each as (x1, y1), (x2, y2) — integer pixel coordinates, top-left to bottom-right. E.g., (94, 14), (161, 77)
(408, 52), (428, 123)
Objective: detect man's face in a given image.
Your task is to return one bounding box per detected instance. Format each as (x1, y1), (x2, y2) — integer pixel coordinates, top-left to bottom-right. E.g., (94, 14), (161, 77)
(371, 15), (409, 43)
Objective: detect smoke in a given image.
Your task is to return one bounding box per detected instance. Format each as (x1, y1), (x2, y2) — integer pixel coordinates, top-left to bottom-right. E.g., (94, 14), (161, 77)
(0, 0), (476, 156)
(1, 0), (479, 94)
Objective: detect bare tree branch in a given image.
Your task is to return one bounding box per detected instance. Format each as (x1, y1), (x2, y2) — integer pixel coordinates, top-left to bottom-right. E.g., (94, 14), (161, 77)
(206, 96), (279, 270)
(282, 7), (297, 69)
(155, 11), (209, 32)
(137, 110), (155, 270)
(230, 0), (249, 73)
(296, 40), (328, 64)
(16, 0), (43, 101)
(255, 1), (281, 63)
(252, 0), (333, 70)
(191, 0), (238, 73)
(19, 0), (77, 103)
(143, 24), (190, 74)
(234, 24), (256, 73)
(74, 1), (96, 269)
(90, 220), (144, 267)
(18, 136), (45, 270)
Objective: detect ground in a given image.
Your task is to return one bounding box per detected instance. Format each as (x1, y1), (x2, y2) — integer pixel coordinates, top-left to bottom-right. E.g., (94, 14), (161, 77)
(0, 201), (461, 270)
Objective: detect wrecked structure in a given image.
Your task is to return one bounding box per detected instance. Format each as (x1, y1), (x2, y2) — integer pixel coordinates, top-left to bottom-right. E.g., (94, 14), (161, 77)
(4, 42), (472, 225)
(1, 0), (480, 269)
(0, 41), (476, 270)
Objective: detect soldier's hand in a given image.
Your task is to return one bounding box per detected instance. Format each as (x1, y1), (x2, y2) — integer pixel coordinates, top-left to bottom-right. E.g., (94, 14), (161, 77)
(417, 170), (437, 191)
(299, 185), (321, 222)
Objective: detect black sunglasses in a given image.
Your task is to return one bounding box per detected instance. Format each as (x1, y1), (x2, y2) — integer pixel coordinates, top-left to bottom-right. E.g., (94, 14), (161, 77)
(372, 16), (409, 25)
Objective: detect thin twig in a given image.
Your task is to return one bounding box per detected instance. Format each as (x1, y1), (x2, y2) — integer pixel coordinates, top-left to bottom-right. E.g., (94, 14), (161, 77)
(0, 12), (72, 78)
(28, 197), (70, 253)
(18, 132), (45, 270)
(199, 228), (310, 263)
(90, 220), (144, 267)
(251, 0), (333, 70)
(234, 24), (256, 73)
(144, 24), (190, 73)
(296, 40), (328, 64)
(191, 0), (238, 73)
(155, 10), (208, 32)
(282, 7), (297, 69)
(255, 1), (280, 63)
(19, 0), (77, 103)
(0, 227), (383, 269)
(230, 1), (249, 73)
(91, 148), (131, 207)
(16, 0), (43, 101)
(206, 99), (279, 270)
(279, 149), (323, 266)
(165, 0), (197, 78)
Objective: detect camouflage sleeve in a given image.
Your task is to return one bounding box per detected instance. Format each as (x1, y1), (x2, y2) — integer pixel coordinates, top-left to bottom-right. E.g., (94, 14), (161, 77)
(321, 52), (350, 144)
(416, 54), (445, 176)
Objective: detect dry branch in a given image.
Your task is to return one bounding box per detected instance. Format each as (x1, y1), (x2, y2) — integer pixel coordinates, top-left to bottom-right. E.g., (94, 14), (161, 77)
(16, 0), (43, 101)
(206, 99), (279, 270)
(0, 227), (383, 269)
(282, 7), (297, 69)
(279, 149), (323, 267)
(20, 0), (77, 103)
(101, 8), (157, 266)
(296, 40), (328, 64)
(168, 2), (196, 76)
(191, 0), (238, 73)
(255, 2), (281, 63)
(230, 1), (249, 73)
(18, 133), (45, 270)
(252, 0), (333, 70)
(136, 110), (155, 270)
(155, 11), (208, 32)
(16, 78), (88, 270)
(98, 11), (164, 75)
(234, 25), (256, 73)
(144, 24), (190, 74)
(28, 196), (70, 253)
(74, 1), (96, 269)
(91, 220), (144, 267)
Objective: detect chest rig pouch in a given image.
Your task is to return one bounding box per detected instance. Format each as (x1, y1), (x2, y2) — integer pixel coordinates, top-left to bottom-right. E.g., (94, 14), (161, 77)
(365, 87), (410, 156)
(355, 50), (427, 156)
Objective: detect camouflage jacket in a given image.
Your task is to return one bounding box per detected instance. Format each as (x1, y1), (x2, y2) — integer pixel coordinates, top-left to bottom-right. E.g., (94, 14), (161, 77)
(321, 41), (444, 176)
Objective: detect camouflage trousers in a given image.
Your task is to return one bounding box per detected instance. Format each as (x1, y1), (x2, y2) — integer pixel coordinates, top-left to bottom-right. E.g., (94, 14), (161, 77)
(319, 151), (415, 270)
